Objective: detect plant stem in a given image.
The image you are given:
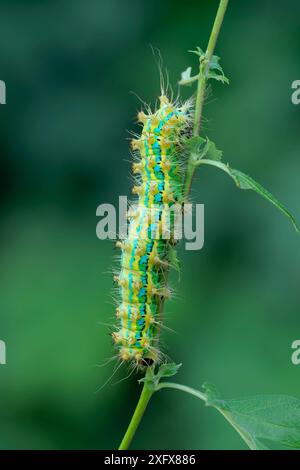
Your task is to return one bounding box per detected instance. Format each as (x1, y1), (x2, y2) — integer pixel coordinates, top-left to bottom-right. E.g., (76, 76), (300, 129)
(156, 382), (208, 403)
(118, 0), (229, 451)
(118, 377), (154, 450)
(184, 0), (229, 198)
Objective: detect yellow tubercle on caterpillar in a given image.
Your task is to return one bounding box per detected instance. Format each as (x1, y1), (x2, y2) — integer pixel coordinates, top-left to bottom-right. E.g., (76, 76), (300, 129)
(119, 348), (130, 362)
(132, 185), (142, 196)
(151, 286), (172, 299)
(118, 343), (160, 365)
(134, 155), (176, 174)
(112, 329), (134, 344)
(116, 272), (159, 292)
(147, 155), (156, 168)
(132, 181), (159, 197)
(146, 135), (156, 146)
(112, 331), (122, 344)
(132, 135), (176, 155)
(133, 245), (144, 257)
(163, 190), (176, 204)
(132, 351), (143, 362)
(177, 113), (188, 124)
(113, 275), (129, 288)
(132, 278), (143, 290)
(132, 162), (142, 174)
(116, 305), (127, 319)
(113, 319), (154, 345)
(137, 111), (161, 128)
(126, 208), (138, 219)
(131, 138), (143, 151)
(116, 304), (140, 321)
(137, 110), (147, 123)
(140, 337), (150, 349)
(159, 94), (170, 105)
(132, 184), (176, 205)
(149, 180), (158, 193)
(141, 313), (155, 328)
(121, 276), (166, 303)
(160, 159), (172, 172)
(157, 137), (172, 148)
(115, 241), (132, 254)
(152, 254), (169, 269)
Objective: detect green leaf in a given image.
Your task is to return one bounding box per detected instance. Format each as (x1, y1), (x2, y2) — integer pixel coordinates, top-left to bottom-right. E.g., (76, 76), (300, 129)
(157, 362), (182, 380)
(179, 67), (199, 86)
(138, 363), (182, 387)
(207, 393), (300, 450)
(158, 379), (300, 450)
(208, 70), (229, 84)
(202, 382), (220, 401)
(204, 138), (223, 161)
(180, 48), (228, 86)
(207, 54), (229, 84)
(199, 159), (299, 233)
(184, 136), (222, 162)
(188, 46), (205, 57)
(183, 135), (206, 154)
(181, 66), (192, 81)
(209, 55), (224, 73)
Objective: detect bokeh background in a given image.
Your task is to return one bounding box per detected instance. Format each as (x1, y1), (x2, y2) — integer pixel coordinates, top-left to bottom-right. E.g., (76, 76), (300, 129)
(0, 0), (299, 450)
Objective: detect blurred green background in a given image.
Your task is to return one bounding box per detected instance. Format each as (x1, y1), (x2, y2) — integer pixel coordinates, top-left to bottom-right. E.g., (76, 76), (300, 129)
(0, 0), (299, 450)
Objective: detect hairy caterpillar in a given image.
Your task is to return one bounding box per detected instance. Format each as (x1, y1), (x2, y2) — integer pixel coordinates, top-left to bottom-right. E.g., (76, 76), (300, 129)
(112, 94), (192, 367)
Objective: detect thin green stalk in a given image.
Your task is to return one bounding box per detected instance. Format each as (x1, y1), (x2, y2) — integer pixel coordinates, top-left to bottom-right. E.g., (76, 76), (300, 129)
(184, 0), (229, 198)
(156, 382), (208, 403)
(118, 0), (229, 451)
(118, 374), (154, 450)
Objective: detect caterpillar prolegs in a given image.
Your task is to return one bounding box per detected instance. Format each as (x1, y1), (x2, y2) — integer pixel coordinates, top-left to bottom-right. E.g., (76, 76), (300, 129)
(113, 94), (193, 367)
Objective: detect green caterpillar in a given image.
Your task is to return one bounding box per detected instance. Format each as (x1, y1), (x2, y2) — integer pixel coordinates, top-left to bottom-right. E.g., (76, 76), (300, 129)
(113, 94), (192, 367)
